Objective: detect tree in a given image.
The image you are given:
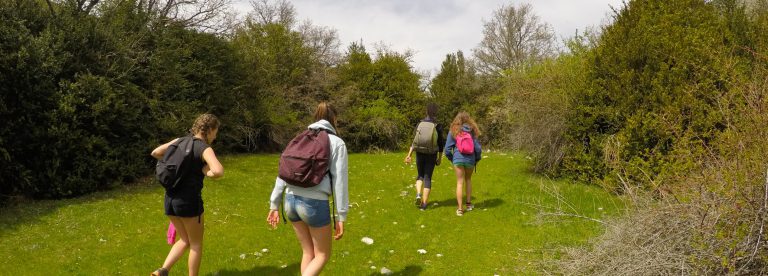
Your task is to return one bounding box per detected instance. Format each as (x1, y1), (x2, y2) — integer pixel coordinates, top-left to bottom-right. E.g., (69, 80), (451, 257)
(431, 51), (474, 125)
(248, 0), (295, 28)
(297, 20), (341, 66)
(472, 3), (556, 75)
(333, 42), (425, 151)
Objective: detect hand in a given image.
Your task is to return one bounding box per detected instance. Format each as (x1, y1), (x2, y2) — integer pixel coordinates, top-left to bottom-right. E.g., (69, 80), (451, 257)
(404, 156), (412, 165)
(334, 221), (344, 240)
(266, 209), (279, 229)
(202, 165), (210, 175)
(435, 155), (441, 166)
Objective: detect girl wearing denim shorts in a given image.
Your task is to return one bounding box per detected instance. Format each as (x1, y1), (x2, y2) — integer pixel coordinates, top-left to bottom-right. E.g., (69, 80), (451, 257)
(444, 111), (482, 216)
(267, 102), (349, 276)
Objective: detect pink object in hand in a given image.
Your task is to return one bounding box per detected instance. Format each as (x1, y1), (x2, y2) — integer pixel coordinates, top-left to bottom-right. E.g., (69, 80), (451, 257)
(167, 222), (176, 245)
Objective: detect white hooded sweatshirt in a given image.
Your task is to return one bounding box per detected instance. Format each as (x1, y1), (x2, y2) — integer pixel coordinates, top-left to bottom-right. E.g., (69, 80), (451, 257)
(269, 120), (349, 222)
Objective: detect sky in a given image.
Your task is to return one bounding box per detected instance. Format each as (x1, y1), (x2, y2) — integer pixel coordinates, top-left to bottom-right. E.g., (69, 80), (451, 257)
(232, 0), (625, 74)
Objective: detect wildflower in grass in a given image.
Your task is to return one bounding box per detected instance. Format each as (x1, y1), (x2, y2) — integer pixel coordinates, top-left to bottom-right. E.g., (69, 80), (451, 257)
(436, 254), (443, 257)
(417, 249), (427, 254)
(381, 267), (393, 275)
(261, 248), (269, 253)
(239, 254), (246, 259)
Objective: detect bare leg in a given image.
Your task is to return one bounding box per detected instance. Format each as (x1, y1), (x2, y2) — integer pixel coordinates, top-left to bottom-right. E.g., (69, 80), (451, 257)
(179, 215), (204, 276)
(454, 166), (466, 211)
(422, 188), (431, 205)
(302, 224), (333, 276)
(162, 216), (190, 271)
(415, 179), (423, 197)
(464, 168), (474, 205)
(291, 221), (315, 273)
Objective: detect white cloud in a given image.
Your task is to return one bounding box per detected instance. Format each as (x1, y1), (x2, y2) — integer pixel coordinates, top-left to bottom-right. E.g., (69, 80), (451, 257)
(232, 0), (624, 73)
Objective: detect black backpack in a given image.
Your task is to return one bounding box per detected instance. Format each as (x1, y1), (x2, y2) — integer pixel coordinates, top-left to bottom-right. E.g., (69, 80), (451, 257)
(156, 136), (196, 190)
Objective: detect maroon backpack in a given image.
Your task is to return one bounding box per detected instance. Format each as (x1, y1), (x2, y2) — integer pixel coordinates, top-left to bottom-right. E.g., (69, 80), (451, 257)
(278, 129), (331, 187)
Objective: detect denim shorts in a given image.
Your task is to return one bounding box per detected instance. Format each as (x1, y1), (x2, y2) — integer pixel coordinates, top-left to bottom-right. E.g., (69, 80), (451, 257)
(284, 194), (331, 228)
(453, 162), (475, 168)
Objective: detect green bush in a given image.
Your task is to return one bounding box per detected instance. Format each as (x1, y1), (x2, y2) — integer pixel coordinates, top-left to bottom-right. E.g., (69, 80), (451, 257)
(560, 0), (749, 191)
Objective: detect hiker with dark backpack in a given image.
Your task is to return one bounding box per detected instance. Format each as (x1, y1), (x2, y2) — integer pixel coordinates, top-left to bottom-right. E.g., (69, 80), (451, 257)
(267, 102), (349, 276)
(404, 103), (445, 210)
(150, 114), (223, 276)
(443, 111), (482, 216)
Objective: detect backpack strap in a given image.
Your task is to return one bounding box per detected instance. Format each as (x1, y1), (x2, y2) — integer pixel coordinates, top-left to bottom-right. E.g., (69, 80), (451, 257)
(170, 136), (196, 189)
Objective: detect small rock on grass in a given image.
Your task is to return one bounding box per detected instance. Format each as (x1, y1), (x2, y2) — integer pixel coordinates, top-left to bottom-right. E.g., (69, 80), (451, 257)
(361, 237), (374, 245)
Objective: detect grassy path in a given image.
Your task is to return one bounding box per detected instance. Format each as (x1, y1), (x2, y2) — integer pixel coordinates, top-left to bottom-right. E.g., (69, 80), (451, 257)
(0, 152), (621, 275)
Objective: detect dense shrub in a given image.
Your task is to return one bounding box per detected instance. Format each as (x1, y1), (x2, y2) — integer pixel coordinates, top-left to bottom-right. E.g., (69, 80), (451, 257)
(556, 62), (768, 275)
(552, 0), (768, 274)
(0, 0), (238, 199)
(560, 0), (750, 191)
(0, 0), (427, 199)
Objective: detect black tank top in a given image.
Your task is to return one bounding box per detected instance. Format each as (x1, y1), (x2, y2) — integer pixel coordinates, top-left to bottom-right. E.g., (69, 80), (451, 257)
(166, 137), (210, 199)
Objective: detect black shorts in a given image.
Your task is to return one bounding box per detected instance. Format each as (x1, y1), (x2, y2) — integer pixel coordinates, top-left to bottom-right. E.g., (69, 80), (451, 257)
(164, 194), (204, 217)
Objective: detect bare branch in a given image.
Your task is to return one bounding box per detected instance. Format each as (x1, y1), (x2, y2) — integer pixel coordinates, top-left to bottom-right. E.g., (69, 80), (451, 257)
(248, 0), (295, 28)
(45, 0), (57, 16)
(472, 3), (556, 75)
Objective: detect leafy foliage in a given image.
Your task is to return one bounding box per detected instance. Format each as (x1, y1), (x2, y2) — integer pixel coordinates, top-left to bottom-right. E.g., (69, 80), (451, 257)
(560, 0), (749, 190)
(0, 0), (425, 199)
(333, 43), (424, 152)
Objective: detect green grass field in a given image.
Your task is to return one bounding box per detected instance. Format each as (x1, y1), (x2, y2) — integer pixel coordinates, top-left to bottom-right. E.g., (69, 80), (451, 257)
(0, 152), (622, 275)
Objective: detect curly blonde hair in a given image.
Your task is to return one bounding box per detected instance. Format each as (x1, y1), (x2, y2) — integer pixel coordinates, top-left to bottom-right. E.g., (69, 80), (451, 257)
(190, 113), (220, 143)
(449, 111), (481, 138)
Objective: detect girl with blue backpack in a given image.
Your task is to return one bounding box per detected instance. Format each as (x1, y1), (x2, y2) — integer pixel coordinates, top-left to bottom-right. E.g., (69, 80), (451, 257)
(443, 111), (482, 216)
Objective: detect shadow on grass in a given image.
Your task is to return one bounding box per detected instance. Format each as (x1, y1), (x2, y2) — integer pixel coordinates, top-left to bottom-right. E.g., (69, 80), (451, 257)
(427, 197), (504, 210)
(211, 263), (300, 276)
(368, 265), (424, 275)
(0, 178), (157, 237)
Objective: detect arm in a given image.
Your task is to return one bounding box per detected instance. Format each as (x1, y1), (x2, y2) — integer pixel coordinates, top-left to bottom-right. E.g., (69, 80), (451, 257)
(150, 138), (180, 160)
(436, 124), (445, 165)
(267, 177), (287, 229)
(331, 141), (349, 240)
(474, 136), (482, 162)
(437, 124), (446, 153)
(405, 123), (418, 164)
(443, 132), (455, 162)
(201, 147), (224, 178)
(404, 146), (414, 164)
